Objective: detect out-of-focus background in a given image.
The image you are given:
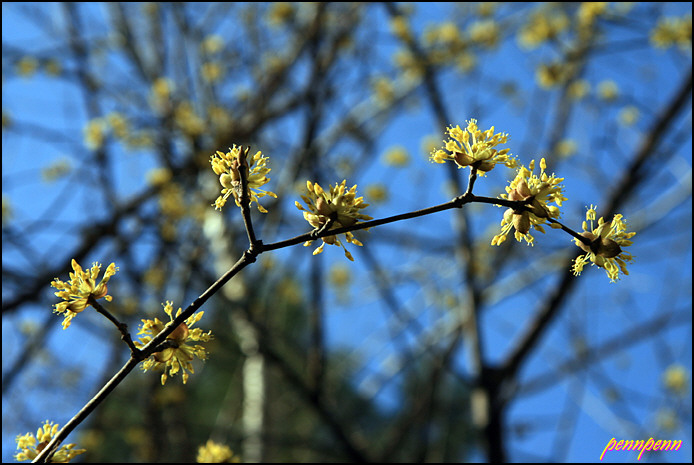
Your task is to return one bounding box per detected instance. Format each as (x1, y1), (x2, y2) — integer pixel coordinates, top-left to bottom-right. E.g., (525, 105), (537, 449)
(3, 3), (691, 462)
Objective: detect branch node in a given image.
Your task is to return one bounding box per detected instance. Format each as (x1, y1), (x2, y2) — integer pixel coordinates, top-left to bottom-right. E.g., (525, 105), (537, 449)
(311, 216), (336, 240)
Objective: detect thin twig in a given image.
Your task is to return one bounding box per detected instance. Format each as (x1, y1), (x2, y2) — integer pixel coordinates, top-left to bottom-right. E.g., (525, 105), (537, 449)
(310, 216), (336, 240)
(89, 298), (141, 356)
(464, 166), (479, 196)
(237, 146), (258, 247)
(267, 194), (587, 252)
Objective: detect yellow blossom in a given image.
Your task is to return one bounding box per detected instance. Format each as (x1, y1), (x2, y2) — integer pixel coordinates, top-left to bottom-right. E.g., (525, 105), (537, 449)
(2, 194), (12, 226)
(430, 119), (516, 175)
(390, 15), (413, 41)
(597, 80), (619, 101)
(424, 21), (462, 46)
(135, 301), (213, 385)
(83, 118), (107, 150)
(50, 259), (119, 329)
(125, 131), (154, 149)
(210, 145), (277, 212)
(392, 49), (425, 82)
(152, 77), (172, 99)
(106, 112), (129, 139)
(651, 15), (692, 50)
(536, 62), (573, 89)
(517, 9), (569, 49)
(567, 79), (590, 100)
(365, 183), (388, 203)
(295, 180), (372, 261)
(197, 440), (240, 463)
(16, 56), (38, 77)
(147, 167), (173, 186)
(14, 420), (86, 462)
(382, 146), (410, 167)
(43, 59), (63, 76)
(371, 76), (396, 106)
(656, 408), (679, 431)
(174, 101), (205, 136)
(454, 51), (477, 73)
(578, 2), (608, 27)
(571, 205), (636, 282)
(619, 106), (640, 127)
(492, 158), (566, 246)
(266, 2), (296, 27)
(329, 263), (353, 289)
(468, 19), (500, 48)
(41, 158), (72, 183)
(208, 105), (233, 132)
(201, 35), (224, 54)
(2, 110), (12, 129)
(662, 364), (689, 395)
(554, 139), (577, 159)
(150, 77), (173, 114)
(201, 62), (223, 82)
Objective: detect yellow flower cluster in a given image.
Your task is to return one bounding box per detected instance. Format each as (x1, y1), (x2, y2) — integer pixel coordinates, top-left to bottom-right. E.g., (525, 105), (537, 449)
(51, 259), (119, 329)
(651, 14), (692, 50)
(662, 364), (689, 395)
(196, 440), (240, 463)
(83, 119), (107, 150)
(210, 145), (277, 212)
(572, 205), (635, 282)
(468, 19), (500, 49)
(430, 119), (516, 175)
(295, 180), (372, 261)
(492, 158), (566, 246)
(422, 22), (475, 71)
(536, 62), (573, 89)
(14, 420), (85, 462)
(517, 9), (569, 49)
(135, 301), (213, 385)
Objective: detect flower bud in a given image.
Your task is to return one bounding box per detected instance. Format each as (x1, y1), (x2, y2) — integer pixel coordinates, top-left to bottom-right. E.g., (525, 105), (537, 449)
(92, 283), (108, 299)
(513, 212), (531, 235)
(454, 150), (474, 167)
(67, 299), (89, 313)
(477, 160), (496, 172)
(596, 237), (622, 258)
(154, 347), (174, 363)
(576, 231), (595, 254)
(168, 322), (189, 343)
(220, 173), (233, 189)
(516, 178), (532, 199)
(230, 164), (241, 182)
(529, 198), (549, 218)
(508, 188), (524, 202)
(316, 197), (333, 216)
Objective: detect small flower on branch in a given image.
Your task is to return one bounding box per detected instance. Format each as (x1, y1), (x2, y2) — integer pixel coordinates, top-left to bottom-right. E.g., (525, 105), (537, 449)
(572, 205), (635, 282)
(295, 180), (372, 261)
(135, 301), (213, 385)
(210, 145), (277, 212)
(14, 420), (86, 462)
(492, 158), (566, 246)
(50, 259), (119, 329)
(430, 119), (516, 175)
